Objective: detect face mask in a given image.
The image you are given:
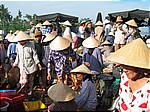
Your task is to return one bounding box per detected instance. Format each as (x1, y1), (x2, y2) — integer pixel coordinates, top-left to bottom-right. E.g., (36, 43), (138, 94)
(72, 61), (77, 68)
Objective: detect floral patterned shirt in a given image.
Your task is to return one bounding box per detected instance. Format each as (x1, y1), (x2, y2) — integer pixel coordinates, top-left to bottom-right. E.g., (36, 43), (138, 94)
(117, 72), (150, 112)
(47, 49), (72, 78)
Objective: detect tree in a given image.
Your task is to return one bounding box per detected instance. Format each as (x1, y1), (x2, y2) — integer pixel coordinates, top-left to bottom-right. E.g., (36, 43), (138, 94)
(0, 4), (12, 33)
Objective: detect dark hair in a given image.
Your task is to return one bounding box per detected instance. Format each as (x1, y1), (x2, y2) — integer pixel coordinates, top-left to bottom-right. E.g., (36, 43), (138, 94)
(82, 73), (94, 83)
(131, 68), (150, 81)
(88, 48), (94, 55)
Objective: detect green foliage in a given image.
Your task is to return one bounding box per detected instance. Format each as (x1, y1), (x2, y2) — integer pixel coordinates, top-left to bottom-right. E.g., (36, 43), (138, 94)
(0, 4), (89, 35)
(0, 4), (38, 34)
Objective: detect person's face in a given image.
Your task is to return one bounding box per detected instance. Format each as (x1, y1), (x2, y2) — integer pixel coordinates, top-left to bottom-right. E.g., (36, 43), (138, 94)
(121, 65), (138, 79)
(88, 23), (92, 28)
(76, 73), (84, 81)
(117, 22), (122, 25)
(35, 35), (42, 42)
(19, 40), (27, 45)
(110, 35), (114, 38)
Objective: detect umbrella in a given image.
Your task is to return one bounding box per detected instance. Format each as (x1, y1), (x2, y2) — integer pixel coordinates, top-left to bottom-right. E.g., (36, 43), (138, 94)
(108, 9), (150, 22)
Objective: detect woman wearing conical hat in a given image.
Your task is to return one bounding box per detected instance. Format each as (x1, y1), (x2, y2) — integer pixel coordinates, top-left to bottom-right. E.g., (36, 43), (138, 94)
(125, 19), (141, 43)
(70, 64), (97, 111)
(40, 20), (52, 36)
(41, 32), (57, 87)
(63, 34), (82, 68)
(82, 36), (104, 75)
(7, 34), (17, 64)
(62, 20), (72, 38)
(106, 38), (150, 112)
(94, 20), (105, 44)
(112, 16), (128, 51)
(101, 40), (113, 62)
(47, 36), (76, 84)
(47, 82), (77, 111)
(12, 31), (42, 95)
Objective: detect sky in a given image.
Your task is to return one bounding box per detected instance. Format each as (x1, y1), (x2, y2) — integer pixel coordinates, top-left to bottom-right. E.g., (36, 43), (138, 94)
(1, 0), (150, 22)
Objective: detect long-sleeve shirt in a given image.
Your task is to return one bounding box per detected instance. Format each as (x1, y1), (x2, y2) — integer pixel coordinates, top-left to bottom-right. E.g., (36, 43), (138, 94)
(78, 26), (85, 39)
(75, 79), (97, 111)
(125, 27), (138, 43)
(13, 41), (40, 74)
(113, 23), (127, 44)
(41, 42), (51, 67)
(47, 49), (72, 78)
(7, 42), (17, 57)
(82, 47), (104, 75)
(104, 24), (112, 37)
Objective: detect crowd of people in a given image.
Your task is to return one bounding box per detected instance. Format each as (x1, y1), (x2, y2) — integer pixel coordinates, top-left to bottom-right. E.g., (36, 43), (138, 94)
(0, 16), (150, 111)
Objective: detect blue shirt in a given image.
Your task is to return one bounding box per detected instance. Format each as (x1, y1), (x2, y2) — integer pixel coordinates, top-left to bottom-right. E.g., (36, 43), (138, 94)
(83, 47), (104, 75)
(106, 36), (114, 44)
(7, 42), (17, 57)
(75, 79), (97, 111)
(41, 43), (50, 67)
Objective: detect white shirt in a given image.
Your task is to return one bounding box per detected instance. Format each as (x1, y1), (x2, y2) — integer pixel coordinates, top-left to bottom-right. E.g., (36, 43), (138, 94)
(78, 26), (85, 39)
(13, 41), (40, 74)
(63, 26), (72, 38)
(113, 24), (127, 44)
(146, 38), (150, 48)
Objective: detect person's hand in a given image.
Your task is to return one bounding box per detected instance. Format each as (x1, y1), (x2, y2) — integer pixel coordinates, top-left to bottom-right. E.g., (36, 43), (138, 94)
(38, 63), (42, 70)
(73, 85), (79, 91)
(85, 62), (90, 66)
(113, 62), (121, 68)
(47, 74), (51, 80)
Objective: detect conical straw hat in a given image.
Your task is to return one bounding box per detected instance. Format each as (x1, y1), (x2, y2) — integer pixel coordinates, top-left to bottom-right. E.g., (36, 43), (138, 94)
(108, 32), (114, 36)
(50, 36), (70, 51)
(125, 19), (138, 27)
(35, 23), (42, 28)
(8, 34), (17, 42)
(62, 20), (72, 26)
(63, 35), (73, 43)
(43, 32), (56, 42)
(106, 38), (150, 69)
(116, 16), (123, 22)
(103, 19), (110, 24)
(47, 82), (76, 102)
(5, 33), (12, 40)
(82, 36), (100, 48)
(80, 20), (86, 25)
(70, 63), (93, 75)
(14, 30), (20, 35)
(42, 20), (51, 26)
(95, 21), (103, 26)
(101, 40), (112, 46)
(14, 31), (31, 42)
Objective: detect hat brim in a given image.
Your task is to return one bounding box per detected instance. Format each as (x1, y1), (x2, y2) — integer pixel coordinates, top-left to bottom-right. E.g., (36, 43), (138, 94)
(106, 38), (150, 69)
